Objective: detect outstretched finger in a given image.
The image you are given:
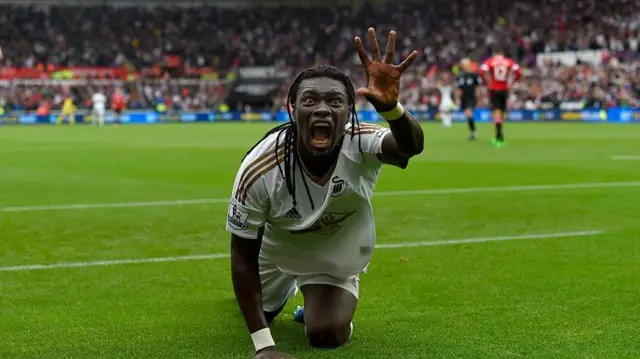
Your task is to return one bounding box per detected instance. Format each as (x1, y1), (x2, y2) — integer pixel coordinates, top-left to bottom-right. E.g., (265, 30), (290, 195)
(367, 27), (381, 62)
(354, 36), (372, 68)
(397, 50), (419, 72)
(384, 30), (396, 64)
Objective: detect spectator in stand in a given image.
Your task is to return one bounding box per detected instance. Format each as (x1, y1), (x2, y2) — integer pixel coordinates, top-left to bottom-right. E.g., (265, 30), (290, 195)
(0, 1), (637, 70)
(0, 1), (637, 111)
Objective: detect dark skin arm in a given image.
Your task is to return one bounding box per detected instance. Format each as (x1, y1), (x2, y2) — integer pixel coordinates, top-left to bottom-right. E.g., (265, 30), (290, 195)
(380, 111), (423, 166)
(354, 28), (424, 166)
(231, 229), (295, 358)
(231, 230), (268, 336)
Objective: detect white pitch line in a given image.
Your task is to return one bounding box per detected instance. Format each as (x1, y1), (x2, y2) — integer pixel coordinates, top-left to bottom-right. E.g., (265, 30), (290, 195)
(0, 230), (602, 272)
(373, 181), (640, 197)
(2, 181), (640, 213)
(374, 230), (603, 248)
(0, 253), (230, 272)
(612, 155), (640, 161)
(1, 198), (226, 212)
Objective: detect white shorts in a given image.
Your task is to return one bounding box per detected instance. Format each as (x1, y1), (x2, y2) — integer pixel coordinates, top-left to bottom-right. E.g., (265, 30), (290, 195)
(93, 106), (105, 116)
(439, 99), (454, 112)
(259, 255), (360, 312)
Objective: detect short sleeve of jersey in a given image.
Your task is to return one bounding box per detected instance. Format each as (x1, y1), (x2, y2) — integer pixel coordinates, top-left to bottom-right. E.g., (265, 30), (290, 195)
(225, 151), (271, 239)
(348, 123), (391, 162)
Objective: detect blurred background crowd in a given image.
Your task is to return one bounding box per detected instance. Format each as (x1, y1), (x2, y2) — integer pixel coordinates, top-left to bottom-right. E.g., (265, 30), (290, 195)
(0, 0), (638, 113)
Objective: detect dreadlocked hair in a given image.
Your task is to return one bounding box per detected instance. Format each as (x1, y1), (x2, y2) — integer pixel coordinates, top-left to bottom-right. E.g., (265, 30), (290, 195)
(242, 64), (362, 211)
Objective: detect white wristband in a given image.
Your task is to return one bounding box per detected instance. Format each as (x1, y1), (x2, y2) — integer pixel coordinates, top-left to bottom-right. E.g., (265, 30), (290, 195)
(251, 327), (275, 352)
(378, 102), (405, 121)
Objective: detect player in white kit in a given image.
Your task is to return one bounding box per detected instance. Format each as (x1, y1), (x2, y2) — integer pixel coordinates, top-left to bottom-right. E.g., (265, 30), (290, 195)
(91, 89), (107, 127)
(438, 72), (455, 128)
(227, 28), (424, 359)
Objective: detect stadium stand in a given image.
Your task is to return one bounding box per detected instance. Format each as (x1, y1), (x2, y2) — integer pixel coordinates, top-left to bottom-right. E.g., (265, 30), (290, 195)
(0, 0), (637, 115)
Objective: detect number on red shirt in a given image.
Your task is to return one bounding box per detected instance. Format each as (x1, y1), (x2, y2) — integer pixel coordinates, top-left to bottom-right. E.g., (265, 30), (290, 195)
(493, 65), (508, 81)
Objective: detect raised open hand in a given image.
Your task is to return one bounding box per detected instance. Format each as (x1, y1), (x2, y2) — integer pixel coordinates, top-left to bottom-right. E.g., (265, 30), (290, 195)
(354, 27), (419, 111)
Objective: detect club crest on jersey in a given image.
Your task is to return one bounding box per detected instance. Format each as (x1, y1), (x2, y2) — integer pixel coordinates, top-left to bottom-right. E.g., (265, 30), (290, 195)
(283, 207), (302, 219)
(330, 176), (348, 197)
(227, 204), (249, 230)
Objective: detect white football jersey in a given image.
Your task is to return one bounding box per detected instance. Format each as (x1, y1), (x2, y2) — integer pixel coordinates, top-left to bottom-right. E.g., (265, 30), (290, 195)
(439, 85), (455, 110)
(92, 93), (106, 108)
(226, 122), (392, 279)
(439, 85), (453, 101)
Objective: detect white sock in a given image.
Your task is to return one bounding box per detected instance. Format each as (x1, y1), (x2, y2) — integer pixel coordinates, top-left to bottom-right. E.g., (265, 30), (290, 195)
(443, 113), (452, 127)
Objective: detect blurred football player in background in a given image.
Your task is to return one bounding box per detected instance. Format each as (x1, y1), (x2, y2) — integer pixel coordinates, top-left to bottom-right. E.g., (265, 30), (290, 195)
(456, 58), (483, 140)
(480, 47), (522, 147)
(91, 88), (107, 127)
(437, 72), (455, 128)
(56, 91), (76, 125)
(111, 88), (126, 125)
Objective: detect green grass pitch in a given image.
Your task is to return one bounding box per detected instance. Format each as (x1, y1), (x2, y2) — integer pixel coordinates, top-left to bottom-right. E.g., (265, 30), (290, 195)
(1, 122), (639, 359)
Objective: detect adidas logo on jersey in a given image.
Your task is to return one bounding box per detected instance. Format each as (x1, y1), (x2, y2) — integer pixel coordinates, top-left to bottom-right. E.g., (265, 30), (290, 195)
(284, 207), (302, 219)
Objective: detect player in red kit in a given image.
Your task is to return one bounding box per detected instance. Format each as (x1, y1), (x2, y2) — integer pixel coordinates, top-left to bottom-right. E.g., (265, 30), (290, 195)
(111, 89), (126, 125)
(479, 49), (522, 147)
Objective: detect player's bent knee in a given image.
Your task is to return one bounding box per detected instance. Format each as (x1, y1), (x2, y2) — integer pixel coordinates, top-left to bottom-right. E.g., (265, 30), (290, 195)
(306, 321), (351, 349)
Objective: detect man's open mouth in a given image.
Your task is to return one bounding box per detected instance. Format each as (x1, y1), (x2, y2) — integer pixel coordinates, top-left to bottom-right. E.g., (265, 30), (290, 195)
(310, 120), (333, 149)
